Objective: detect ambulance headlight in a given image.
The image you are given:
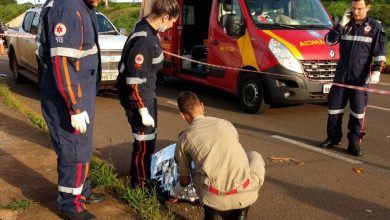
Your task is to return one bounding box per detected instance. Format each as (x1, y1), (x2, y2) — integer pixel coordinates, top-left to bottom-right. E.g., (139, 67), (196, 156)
(269, 39), (303, 74)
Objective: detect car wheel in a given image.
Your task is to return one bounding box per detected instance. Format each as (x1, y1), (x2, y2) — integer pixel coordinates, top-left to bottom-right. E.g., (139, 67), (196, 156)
(239, 74), (269, 114)
(11, 51), (24, 83)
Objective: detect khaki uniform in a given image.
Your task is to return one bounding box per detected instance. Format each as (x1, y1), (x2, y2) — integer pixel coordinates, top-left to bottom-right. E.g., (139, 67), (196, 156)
(175, 116), (265, 211)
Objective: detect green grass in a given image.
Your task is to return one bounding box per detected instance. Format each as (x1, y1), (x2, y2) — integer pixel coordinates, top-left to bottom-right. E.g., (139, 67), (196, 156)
(0, 3), (32, 23)
(97, 3), (140, 33)
(1, 199), (35, 211)
(89, 157), (172, 220)
(0, 81), (171, 219)
(0, 81), (48, 132)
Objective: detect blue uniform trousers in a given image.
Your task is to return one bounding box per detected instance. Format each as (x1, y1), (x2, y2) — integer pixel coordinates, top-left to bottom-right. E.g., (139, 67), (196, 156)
(327, 86), (368, 145)
(40, 63), (96, 213)
(125, 99), (157, 188)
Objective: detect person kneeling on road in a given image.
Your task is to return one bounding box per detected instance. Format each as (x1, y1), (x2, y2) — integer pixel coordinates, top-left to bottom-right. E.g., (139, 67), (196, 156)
(174, 91), (265, 220)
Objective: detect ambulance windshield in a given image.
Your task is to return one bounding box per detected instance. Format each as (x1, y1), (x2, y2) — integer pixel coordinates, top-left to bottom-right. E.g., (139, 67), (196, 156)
(245, 0), (333, 29)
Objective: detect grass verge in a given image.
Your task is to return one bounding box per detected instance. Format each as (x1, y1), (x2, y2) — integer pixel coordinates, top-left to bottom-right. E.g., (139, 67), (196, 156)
(0, 81), (171, 220)
(0, 81), (48, 133)
(1, 199), (35, 211)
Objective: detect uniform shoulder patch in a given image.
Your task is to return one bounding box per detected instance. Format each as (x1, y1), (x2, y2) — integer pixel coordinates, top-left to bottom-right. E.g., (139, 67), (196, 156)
(134, 54), (144, 70)
(135, 54), (144, 64)
(54, 23), (66, 37)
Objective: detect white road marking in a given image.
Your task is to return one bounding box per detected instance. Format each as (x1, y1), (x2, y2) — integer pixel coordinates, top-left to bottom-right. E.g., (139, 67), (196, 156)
(166, 100), (178, 106)
(368, 105), (390, 112)
(271, 135), (363, 164)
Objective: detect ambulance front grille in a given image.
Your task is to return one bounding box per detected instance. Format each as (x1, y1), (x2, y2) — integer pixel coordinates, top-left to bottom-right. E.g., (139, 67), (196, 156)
(100, 50), (122, 71)
(300, 60), (337, 81)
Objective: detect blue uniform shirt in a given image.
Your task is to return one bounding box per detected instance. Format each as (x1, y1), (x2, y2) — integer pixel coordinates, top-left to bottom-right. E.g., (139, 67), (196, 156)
(117, 18), (164, 109)
(325, 17), (387, 86)
(37, 0), (101, 114)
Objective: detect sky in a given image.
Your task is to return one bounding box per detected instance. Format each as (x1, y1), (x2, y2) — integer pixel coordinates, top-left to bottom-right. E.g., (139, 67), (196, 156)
(16, 0), (142, 4)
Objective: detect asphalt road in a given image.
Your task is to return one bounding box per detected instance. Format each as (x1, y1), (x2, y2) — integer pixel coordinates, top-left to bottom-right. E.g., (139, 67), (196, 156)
(1, 55), (389, 220)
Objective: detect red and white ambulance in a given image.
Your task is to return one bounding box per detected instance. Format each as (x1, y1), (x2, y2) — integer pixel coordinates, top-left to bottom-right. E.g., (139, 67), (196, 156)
(153, 0), (339, 113)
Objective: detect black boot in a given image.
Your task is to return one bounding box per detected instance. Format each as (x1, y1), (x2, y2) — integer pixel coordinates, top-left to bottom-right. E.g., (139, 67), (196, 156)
(319, 138), (341, 148)
(347, 143), (363, 156)
(85, 193), (106, 205)
(237, 207), (250, 220)
(62, 210), (96, 220)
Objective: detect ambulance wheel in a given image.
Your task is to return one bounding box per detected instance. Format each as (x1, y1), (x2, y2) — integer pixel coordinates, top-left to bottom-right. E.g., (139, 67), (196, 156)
(10, 50), (24, 83)
(239, 74), (269, 114)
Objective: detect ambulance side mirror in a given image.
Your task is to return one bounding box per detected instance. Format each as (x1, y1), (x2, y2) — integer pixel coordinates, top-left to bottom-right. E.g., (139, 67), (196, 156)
(224, 14), (245, 37)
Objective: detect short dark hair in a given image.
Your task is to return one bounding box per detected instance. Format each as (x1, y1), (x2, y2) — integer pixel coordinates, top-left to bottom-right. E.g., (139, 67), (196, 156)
(177, 91), (201, 114)
(151, 0), (180, 19)
(352, 0), (371, 6)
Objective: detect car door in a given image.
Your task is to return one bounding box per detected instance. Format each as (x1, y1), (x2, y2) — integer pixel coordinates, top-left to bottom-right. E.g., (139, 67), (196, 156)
(24, 12), (40, 72)
(19, 11), (35, 66)
(207, 0), (244, 90)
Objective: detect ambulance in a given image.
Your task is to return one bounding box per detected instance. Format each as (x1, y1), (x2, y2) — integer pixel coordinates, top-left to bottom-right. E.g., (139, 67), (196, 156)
(155, 0), (339, 113)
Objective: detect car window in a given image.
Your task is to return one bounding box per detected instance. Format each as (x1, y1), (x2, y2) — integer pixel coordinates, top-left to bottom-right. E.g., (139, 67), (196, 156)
(97, 14), (116, 33)
(22, 12), (35, 33)
(30, 13), (40, 35)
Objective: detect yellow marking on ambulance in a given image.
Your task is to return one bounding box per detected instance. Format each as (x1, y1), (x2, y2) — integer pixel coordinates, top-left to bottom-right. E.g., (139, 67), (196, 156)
(299, 39), (325, 47)
(262, 30), (303, 60)
(237, 29), (260, 70)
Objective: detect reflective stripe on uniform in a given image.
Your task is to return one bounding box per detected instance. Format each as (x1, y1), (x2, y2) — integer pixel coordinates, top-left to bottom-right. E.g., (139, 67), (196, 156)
(152, 52), (164, 64)
(58, 184), (84, 195)
(130, 31), (147, 40)
(208, 179), (250, 196)
(126, 77), (147, 84)
(133, 132), (156, 141)
(373, 56), (386, 62)
(50, 44), (98, 58)
(350, 110), (365, 119)
(341, 35), (372, 43)
(328, 109), (344, 114)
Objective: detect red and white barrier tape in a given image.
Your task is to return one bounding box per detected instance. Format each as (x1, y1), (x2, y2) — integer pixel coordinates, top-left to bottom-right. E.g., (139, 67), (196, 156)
(0, 32), (35, 38)
(163, 51), (390, 96)
(1, 34), (388, 95)
(0, 29), (119, 39)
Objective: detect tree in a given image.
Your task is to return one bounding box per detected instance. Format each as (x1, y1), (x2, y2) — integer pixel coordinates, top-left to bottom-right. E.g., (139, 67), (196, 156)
(0, 0), (17, 6)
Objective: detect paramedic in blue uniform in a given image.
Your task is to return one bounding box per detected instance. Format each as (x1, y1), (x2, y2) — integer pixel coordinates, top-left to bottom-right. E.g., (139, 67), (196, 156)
(320, 0), (387, 156)
(116, 0), (179, 188)
(37, 0), (105, 218)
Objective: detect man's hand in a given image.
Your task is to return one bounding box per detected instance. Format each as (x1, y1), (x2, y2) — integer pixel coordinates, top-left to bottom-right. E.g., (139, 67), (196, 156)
(138, 107), (155, 127)
(71, 111), (90, 133)
(339, 9), (352, 27)
(366, 71), (381, 84)
(173, 184), (185, 198)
